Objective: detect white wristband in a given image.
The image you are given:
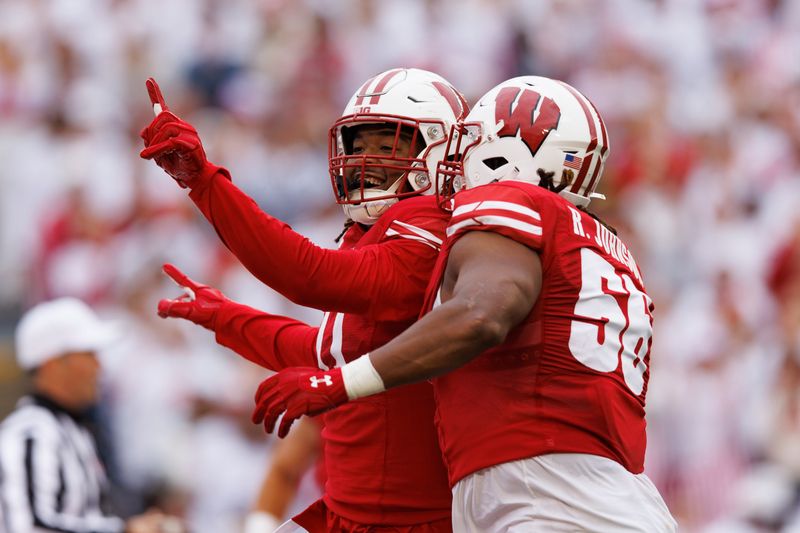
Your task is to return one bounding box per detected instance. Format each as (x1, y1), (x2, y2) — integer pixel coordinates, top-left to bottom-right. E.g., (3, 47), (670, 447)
(341, 354), (386, 400)
(244, 511), (281, 533)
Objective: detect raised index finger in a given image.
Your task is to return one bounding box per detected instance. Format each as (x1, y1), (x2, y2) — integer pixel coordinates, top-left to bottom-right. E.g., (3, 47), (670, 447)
(146, 77), (169, 116)
(161, 263), (196, 290)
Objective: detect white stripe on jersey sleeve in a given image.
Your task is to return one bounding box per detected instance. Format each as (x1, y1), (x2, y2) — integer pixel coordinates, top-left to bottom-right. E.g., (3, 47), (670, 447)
(329, 312), (347, 368)
(452, 200), (541, 221)
(432, 287), (443, 309)
(315, 312), (331, 370)
(385, 229), (440, 250)
(446, 215), (543, 238)
(315, 312), (347, 369)
(391, 220), (443, 245)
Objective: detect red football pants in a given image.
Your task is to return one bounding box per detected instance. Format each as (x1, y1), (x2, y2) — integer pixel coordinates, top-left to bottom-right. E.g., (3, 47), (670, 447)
(292, 499), (452, 533)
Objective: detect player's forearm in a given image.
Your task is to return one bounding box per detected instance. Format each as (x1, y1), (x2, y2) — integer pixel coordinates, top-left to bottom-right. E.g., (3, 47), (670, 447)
(189, 175), (374, 313)
(256, 468), (301, 518)
(380, 299), (506, 385)
(342, 240), (539, 398)
(214, 302), (319, 370)
(342, 298), (508, 399)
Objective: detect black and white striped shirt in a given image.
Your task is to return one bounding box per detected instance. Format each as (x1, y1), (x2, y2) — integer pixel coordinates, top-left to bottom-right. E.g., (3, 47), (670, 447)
(0, 395), (124, 533)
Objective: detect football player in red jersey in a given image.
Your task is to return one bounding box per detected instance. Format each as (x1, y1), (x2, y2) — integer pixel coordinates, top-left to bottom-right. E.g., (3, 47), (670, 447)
(253, 76), (678, 532)
(139, 69), (469, 532)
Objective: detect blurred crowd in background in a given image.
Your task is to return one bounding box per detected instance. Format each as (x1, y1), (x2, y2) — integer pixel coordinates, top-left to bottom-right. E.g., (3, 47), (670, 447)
(0, 0), (799, 531)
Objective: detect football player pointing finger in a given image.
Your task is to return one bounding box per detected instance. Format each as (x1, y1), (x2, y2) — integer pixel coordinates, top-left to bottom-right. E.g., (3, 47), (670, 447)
(146, 77), (167, 115)
(141, 70), (468, 532)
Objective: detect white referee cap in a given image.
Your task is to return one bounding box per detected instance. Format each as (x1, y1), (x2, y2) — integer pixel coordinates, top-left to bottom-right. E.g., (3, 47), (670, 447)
(14, 297), (120, 370)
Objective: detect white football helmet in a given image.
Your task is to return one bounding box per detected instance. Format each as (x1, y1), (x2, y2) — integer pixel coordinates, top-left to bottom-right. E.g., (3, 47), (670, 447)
(329, 68), (468, 224)
(437, 76), (609, 208)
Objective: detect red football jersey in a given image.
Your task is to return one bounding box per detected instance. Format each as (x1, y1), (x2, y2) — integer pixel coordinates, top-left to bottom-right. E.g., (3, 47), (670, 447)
(425, 181), (652, 486)
(315, 197), (452, 525)
(191, 175), (452, 525)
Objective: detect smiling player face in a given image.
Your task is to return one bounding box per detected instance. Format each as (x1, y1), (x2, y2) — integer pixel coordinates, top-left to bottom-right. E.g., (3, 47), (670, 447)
(344, 124), (421, 196)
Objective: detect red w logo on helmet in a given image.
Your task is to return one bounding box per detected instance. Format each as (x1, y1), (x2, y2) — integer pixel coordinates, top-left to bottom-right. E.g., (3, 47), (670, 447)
(495, 87), (560, 156)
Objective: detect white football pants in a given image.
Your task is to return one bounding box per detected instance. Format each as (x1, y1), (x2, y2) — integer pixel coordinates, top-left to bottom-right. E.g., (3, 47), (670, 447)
(451, 453), (677, 532)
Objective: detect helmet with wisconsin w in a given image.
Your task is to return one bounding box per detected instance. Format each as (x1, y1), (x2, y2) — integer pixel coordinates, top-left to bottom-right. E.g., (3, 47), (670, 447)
(438, 76), (609, 207)
(329, 68), (469, 225)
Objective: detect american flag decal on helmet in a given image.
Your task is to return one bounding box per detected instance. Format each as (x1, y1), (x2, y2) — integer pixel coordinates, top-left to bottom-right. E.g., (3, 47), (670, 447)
(563, 153), (583, 170)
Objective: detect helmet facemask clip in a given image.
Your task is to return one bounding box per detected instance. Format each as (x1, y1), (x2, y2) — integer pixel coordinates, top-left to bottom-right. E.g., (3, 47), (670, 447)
(435, 122), (483, 211)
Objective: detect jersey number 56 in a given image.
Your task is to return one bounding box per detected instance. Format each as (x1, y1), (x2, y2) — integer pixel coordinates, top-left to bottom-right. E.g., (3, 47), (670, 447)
(568, 248), (652, 395)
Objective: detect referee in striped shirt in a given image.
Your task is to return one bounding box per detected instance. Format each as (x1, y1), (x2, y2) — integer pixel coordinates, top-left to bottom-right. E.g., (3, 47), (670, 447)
(0, 298), (180, 533)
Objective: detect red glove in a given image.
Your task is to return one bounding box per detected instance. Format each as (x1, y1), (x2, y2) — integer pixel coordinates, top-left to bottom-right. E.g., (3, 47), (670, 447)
(252, 367), (348, 438)
(157, 263), (228, 331)
(139, 77), (221, 189)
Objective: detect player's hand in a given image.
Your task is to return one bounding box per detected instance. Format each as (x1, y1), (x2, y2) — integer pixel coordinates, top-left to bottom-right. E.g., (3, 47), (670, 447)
(252, 367), (348, 438)
(157, 263), (228, 331)
(139, 77), (214, 189)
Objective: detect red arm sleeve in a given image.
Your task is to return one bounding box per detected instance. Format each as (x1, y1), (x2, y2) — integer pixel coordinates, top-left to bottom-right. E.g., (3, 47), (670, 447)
(214, 300), (319, 370)
(188, 173), (443, 320)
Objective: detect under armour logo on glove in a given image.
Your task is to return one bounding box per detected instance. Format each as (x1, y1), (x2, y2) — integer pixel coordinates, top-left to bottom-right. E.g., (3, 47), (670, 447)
(252, 367), (349, 438)
(309, 375), (333, 388)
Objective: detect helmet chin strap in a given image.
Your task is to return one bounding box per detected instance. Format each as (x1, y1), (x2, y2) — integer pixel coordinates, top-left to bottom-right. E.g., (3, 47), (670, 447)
(342, 175), (406, 225)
